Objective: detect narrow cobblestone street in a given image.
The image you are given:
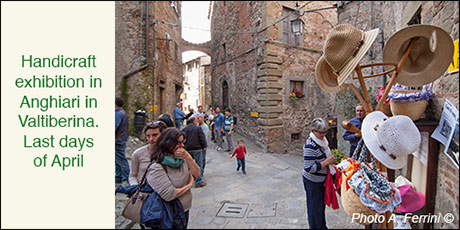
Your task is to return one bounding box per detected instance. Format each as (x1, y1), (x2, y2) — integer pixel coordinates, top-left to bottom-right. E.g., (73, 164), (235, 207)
(116, 133), (364, 229)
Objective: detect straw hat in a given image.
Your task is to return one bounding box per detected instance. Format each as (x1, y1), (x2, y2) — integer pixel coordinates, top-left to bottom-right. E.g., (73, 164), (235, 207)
(315, 24), (379, 91)
(383, 24), (454, 87)
(315, 57), (349, 93)
(395, 185), (425, 213)
(362, 111), (421, 170)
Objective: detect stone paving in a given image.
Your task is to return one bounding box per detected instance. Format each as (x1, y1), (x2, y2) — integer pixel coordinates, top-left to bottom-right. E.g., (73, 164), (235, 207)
(115, 133), (365, 229)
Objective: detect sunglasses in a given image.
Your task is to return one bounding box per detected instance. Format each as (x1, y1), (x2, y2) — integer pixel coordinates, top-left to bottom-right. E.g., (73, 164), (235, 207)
(315, 130), (328, 135)
(147, 121), (161, 126)
(177, 139), (186, 145)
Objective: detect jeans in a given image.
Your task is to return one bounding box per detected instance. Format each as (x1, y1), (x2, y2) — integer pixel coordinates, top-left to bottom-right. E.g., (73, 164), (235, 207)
(115, 142), (130, 183)
(349, 145), (357, 158)
(189, 150), (204, 185)
(175, 119), (182, 130)
(236, 157), (246, 173)
(202, 149), (207, 173)
(225, 130), (233, 151)
(303, 176), (327, 229)
(216, 129), (223, 148)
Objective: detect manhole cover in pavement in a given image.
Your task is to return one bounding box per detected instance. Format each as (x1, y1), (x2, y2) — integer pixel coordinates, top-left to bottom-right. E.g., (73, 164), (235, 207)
(247, 203), (277, 218)
(216, 203), (248, 218)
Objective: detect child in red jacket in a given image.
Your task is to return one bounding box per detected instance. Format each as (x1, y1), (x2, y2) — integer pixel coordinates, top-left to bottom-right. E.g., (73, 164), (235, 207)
(230, 139), (247, 175)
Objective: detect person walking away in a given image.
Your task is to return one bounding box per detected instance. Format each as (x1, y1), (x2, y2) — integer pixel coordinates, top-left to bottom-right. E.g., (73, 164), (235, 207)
(174, 103), (185, 130)
(128, 121), (166, 185)
(208, 110), (216, 142)
(182, 116), (207, 187)
(158, 113), (175, 128)
(342, 104), (365, 157)
(214, 107), (225, 151)
(303, 118), (336, 229)
(146, 127), (201, 228)
(223, 108), (234, 152)
(115, 96), (130, 185)
(230, 139), (247, 175)
(196, 114), (209, 174)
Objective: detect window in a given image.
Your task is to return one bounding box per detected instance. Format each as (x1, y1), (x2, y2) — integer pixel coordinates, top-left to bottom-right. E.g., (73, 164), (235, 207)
(222, 43), (226, 60)
(165, 32), (170, 50)
(290, 80), (304, 94)
(282, 7), (296, 45)
(170, 1), (178, 13)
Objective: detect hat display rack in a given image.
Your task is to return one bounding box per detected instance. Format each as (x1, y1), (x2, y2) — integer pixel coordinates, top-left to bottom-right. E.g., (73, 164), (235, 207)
(315, 23), (454, 229)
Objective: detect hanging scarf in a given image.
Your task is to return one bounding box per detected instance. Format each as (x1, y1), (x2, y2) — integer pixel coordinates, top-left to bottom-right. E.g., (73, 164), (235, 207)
(309, 132), (336, 175)
(324, 167), (340, 210)
(161, 155), (184, 168)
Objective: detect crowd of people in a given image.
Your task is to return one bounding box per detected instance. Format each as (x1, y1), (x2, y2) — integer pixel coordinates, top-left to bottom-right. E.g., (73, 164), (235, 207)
(116, 96), (366, 229)
(116, 98), (243, 228)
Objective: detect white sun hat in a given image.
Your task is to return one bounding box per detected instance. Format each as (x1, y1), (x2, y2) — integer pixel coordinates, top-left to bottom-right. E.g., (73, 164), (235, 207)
(362, 111), (421, 170)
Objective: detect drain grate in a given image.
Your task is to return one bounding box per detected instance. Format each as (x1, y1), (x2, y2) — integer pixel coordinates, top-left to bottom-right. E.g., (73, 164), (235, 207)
(216, 203), (248, 218)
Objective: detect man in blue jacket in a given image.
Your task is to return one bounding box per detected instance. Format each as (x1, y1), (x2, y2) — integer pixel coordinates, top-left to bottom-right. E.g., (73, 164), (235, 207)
(213, 107), (225, 151)
(342, 104), (365, 157)
(174, 103), (185, 129)
(115, 96), (130, 184)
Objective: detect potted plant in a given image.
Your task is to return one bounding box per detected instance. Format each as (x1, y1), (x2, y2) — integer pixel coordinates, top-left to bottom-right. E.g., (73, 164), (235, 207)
(289, 90), (304, 103)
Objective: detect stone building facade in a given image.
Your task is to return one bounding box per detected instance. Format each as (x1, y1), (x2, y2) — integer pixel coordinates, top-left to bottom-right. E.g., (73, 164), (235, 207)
(181, 55), (212, 113)
(116, 1), (183, 136)
(336, 1), (459, 228)
(210, 1), (338, 153)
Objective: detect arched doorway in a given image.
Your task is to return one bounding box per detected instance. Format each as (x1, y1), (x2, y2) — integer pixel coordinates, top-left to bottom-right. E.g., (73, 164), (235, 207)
(222, 80), (229, 110)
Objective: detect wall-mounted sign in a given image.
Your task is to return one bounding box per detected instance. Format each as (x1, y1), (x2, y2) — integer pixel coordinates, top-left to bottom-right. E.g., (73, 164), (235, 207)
(251, 112), (259, 118)
(448, 39), (459, 73)
(150, 105), (158, 111)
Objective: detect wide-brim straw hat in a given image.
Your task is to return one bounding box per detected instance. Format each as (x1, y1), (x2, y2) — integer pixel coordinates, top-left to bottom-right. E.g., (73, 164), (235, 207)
(383, 24), (454, 87)
(362, 111), (421, 170)
(315, 24), (380, 92)
(315, 56), (349, 93)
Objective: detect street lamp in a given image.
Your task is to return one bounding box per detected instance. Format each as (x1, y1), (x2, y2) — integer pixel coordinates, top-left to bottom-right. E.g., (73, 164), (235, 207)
(291, 1), (336, 36)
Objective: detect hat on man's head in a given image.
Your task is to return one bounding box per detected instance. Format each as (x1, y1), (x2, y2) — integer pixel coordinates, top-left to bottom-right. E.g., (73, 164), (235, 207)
(315, 24), (379, 92)
(362, 111), (421, 170)
(383, 24), (454, 87)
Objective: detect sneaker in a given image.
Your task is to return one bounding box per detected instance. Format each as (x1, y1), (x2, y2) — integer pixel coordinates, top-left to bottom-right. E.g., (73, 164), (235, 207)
(217, 147), (222, 151)
(225, 149), (231, 152)
(236, 167), (240, 171)
(243, 171), (247, 175)
(195, 181), (207, 188)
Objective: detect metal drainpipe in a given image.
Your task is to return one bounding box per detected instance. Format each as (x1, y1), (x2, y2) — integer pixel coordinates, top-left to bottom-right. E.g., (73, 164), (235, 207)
(145, 1), (149, 63)
(151, 1), (156, 118)
(380, 31), (386, 87)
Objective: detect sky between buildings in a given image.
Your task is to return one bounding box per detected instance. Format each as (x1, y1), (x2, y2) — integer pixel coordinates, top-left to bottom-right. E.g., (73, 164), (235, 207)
(181, 1), (211, 63)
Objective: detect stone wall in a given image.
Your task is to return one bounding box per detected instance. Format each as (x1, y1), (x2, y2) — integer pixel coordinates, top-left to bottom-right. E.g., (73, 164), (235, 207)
(338, 1), (459, 228)
(199, 55), (212, 110)
(211, 1), (337, 153)
(116, 1), (183, 136)
(211, 1), (265, 149)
